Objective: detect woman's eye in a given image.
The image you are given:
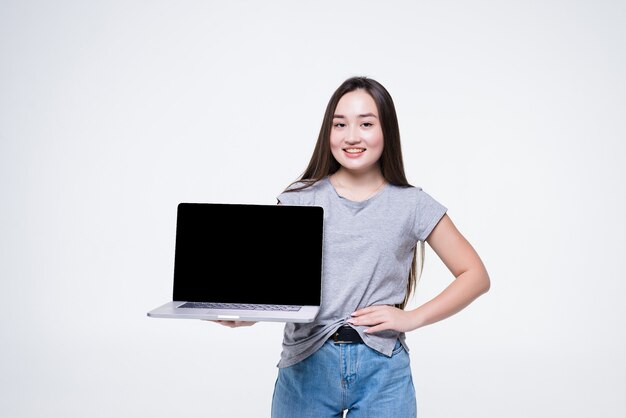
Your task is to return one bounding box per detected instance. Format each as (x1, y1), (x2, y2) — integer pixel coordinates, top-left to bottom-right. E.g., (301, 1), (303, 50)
(333, 123), (345, 128)
(362, 122), (373, 128)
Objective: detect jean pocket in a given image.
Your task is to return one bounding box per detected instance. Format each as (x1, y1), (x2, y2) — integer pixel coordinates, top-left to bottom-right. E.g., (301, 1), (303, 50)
(391, 339), (405, 356)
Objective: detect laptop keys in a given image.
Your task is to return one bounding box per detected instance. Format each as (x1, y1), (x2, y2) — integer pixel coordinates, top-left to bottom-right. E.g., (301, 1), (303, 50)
(179, 302), (301, 311)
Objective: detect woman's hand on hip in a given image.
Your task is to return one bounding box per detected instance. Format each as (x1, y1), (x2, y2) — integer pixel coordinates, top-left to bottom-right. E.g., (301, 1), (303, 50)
(348, 305), (418, 334)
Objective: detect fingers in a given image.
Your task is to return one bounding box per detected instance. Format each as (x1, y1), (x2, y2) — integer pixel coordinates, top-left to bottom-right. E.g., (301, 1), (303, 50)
(207, 320), (257, 328)
(349, 305), (388, 324)
(362, 324), (387, 334)
(351, 305), (379, 317)
(348, 305), (402, 333)
(226, 321), (256, 327)
(233, 321), (256, 327)
(348, 313), (388, 333)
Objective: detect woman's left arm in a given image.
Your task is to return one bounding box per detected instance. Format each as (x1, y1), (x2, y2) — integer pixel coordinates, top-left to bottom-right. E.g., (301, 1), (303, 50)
(349, 214), (491, 333)
(409, 213), (490, 329)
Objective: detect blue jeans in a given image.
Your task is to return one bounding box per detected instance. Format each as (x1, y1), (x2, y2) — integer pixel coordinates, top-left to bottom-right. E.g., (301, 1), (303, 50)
(271, 339), (417, 418)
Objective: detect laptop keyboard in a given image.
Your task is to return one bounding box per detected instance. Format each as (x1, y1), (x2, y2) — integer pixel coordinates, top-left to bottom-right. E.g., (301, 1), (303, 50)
(179, 302), (302, 311)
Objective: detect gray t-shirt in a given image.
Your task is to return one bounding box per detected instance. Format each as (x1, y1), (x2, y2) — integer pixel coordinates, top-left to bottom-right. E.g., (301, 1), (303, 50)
(276, 176), (447, 368)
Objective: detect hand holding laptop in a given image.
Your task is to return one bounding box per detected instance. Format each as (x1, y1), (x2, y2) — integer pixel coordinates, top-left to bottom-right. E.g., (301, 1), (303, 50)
(209, 319), (256, 327)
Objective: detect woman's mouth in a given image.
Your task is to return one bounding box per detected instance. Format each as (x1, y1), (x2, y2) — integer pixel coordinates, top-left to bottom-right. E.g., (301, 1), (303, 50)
(343, 148), (366, 158)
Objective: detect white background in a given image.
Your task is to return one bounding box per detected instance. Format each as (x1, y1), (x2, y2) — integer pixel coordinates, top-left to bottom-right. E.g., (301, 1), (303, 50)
(1, 1), (625, 417)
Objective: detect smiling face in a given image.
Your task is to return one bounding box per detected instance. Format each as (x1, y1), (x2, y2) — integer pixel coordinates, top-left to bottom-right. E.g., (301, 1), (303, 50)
(330, 89), (384, 176)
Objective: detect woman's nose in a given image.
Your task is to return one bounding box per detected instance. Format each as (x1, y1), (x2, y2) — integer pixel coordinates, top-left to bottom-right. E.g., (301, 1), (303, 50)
(345, 127), (361, 144)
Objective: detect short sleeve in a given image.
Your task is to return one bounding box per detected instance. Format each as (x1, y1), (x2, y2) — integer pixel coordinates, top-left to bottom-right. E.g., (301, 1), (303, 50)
(414, 188), (448, 241)
(276, 189), (301, 205)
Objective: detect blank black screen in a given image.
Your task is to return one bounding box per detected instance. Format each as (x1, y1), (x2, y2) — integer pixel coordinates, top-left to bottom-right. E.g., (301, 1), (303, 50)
(172, 203), (323, 306)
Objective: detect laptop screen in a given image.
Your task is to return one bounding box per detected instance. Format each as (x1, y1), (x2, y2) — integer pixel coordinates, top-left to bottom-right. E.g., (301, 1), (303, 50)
(172, 203), (323, 306)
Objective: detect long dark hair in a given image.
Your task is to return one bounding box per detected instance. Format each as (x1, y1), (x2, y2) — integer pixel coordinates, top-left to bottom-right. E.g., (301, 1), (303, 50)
(285, 75), (422, 309)
(288, 76), (411, 188)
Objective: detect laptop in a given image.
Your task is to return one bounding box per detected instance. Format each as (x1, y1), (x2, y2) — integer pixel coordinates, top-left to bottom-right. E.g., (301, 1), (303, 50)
(147, 202), (323, 323)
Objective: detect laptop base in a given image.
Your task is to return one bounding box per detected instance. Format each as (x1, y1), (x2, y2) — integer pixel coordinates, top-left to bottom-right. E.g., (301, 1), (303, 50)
(147, 301), (320, 323)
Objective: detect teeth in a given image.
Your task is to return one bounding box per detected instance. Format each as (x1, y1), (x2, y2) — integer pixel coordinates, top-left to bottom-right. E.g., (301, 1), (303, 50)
(345, 148), (365, 153)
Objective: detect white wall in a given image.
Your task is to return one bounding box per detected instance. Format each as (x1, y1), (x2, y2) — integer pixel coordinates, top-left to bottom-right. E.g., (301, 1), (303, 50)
(1, 1), (625, 417)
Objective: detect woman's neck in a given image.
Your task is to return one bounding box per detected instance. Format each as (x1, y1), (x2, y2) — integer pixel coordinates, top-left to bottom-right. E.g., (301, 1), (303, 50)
(329, 169), (386, 202)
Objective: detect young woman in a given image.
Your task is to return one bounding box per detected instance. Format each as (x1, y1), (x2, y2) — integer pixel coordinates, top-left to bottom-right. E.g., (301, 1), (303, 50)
(218, 76), (490, 418)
